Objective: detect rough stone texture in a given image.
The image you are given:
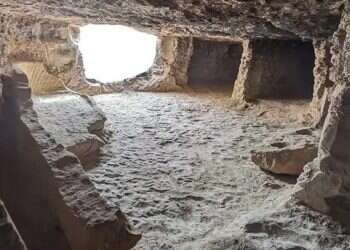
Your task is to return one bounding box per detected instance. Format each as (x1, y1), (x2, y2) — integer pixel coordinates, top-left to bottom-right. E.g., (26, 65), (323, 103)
(127, 36), (193, 92)
(0, 13), (189, 96)
(0, 1), (345, 96)
(0, 15), (76, 73)
(0, 15), (83, 96)
(1, 0), (350, 249)
(37, 91), (344, 249)
(0, 1), (344, 40)
(154, 36), (193, 91)
(0, 74), (140, 249)
(1, 20), (122, 96)
(251, 128), (319, 176)
(87, 92), (303, 248)
(0, 200), (27, 250)
(33, 94), (107, 170)
(16, 62), (64, 94)
(232, 39), (315, 103)
(0, 74), (71, 250)
(231, 40), (252, 104)
(197, 198), (350, 250)
(24, 89), (350, 249)
(293, 3), (350, 223)
(308, 39), (334, 124)
(0, 1), (344, 98)
(187, 38), (242, 94)
(10, 34), (194, 95)
(295, 85), (350, 219)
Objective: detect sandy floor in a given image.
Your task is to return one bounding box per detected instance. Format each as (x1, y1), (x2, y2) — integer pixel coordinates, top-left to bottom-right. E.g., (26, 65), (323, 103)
(78, 92), (302, 249)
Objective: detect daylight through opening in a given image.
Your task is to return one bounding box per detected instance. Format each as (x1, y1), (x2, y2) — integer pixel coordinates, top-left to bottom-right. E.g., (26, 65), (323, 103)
(79, 25), (158, 83)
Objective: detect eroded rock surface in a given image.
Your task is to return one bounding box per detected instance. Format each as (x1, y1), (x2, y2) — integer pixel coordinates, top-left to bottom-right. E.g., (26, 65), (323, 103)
(198, 197), (350, 250)
(187, 39), (242, 94)
(22, 107), (141, 250)
(0, 75), (140, 250)
(0, 1), (344, 40)
(7, 87), (350, 249)
(293, 2), (350, 224)
(86, 92), (303, 249)
(33, 94), (106, 170)
(251, 128), (319, 176)
(295, 86), (350, 219)
(1, 0), (350, 249)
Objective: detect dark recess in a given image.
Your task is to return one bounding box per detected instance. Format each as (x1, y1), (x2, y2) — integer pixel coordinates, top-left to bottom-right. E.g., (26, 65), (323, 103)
(249, 40), (315, 100)
(188, 38), (243, 95)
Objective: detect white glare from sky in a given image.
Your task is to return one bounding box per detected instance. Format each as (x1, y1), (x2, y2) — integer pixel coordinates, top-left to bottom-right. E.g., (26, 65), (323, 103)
(79, 25), (157, 83)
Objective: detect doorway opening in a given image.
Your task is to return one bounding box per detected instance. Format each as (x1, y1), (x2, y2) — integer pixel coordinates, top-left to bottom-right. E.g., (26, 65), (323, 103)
(79, 25), (158, 83)
(247, 40), (315, 100)
(187, 39), (243, 95)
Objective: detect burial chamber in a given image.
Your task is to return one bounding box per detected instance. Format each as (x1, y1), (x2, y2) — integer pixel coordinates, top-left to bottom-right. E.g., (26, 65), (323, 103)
(233, 39), (315, 100)
(187, 39), (243, 95)
(1, 0), (350, 249)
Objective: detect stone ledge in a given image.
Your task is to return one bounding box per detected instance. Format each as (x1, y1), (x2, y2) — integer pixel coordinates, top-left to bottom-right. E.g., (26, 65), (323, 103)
(251, 128), (319, 176)
(20, 106), (141, 249)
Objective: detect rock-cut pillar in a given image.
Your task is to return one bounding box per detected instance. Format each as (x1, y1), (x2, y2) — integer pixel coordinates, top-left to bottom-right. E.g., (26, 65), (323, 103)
(232, 39), (315, 104)
(294, 4), (350, 224)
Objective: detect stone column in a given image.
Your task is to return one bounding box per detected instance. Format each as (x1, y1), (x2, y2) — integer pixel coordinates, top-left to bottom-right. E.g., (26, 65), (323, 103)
(232, 39), (315, 104)
(309, 39), (333, 126)
(141, 36), (193, 91)
(232, 40), (253, 104)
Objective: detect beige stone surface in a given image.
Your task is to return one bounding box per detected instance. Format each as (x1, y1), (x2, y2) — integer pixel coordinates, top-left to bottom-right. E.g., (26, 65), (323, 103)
(33, 94), (106, 170)
(251, 129), (319, 176)
(0, 75), (140, 250)
(1, 0), (350, 249)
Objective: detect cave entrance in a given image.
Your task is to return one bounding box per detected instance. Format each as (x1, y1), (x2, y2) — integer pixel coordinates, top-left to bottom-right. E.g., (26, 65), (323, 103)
(247, 40), (315, 100)
(79, 24), (158, 83)
(187, 38), (243, 95)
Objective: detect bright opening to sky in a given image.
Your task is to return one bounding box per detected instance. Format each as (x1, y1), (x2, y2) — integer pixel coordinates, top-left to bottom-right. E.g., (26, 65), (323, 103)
(79, 25), (158, 83)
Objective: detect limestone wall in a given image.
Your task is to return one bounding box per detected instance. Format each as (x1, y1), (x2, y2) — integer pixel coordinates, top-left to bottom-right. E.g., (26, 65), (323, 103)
(232, 39), (315, 103)
(16, 62), (64, 94)
(294, 2), (350, 224)
(0, 0), (350, 247)
(187, 38), (242, 94)
(0, 74), (140, 249)
(0, 1), (344, 40)
(119, 36), (193, 92)
(309, 40), (334, 125)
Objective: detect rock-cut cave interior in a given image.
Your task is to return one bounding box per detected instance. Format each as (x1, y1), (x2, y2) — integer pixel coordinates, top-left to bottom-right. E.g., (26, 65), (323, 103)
(1, 1), (350, 250)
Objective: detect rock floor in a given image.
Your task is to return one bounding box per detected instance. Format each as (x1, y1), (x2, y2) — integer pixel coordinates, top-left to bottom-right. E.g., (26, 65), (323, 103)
(32, 92), (350, 249)
(32, 94), (105, 148)
(87, 92), (302, 249)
